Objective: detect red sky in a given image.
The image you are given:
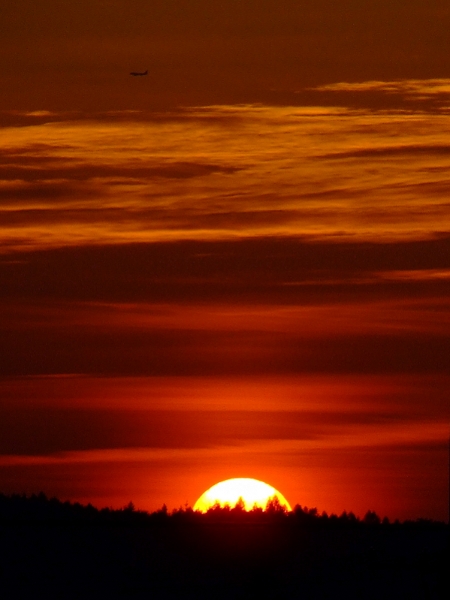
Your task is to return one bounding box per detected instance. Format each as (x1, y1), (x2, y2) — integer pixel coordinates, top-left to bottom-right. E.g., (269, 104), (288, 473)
(0, 1), (449, 521)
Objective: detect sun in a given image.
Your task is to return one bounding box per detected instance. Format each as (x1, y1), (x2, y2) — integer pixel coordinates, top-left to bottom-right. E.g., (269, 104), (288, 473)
(194, 478), (292, 512)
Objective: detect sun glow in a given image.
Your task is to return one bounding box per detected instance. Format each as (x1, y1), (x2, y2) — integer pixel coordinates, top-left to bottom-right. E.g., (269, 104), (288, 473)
(193, 478), (292, 512)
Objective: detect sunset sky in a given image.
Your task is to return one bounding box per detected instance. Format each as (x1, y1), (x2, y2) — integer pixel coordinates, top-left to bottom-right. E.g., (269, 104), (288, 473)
(1, 1), (449, 521)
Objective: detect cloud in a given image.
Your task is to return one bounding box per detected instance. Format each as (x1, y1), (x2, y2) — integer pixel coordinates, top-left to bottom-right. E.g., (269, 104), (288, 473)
(306, 79), (450, 113)
(2, 235), (449, 299)
(0, 401), (447, 457)
(312, 79), (450, 99)
(1, 104), (450, 251)
(1, 295), (449, 378)
(0, 134), (241, 212)
(0, 160), (239, 183)
(320, 144), (450, 160)
(379, 269), (450, 282)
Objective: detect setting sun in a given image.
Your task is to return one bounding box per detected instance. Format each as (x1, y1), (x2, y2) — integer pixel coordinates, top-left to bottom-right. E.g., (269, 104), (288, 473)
(193, 478), (292, 512)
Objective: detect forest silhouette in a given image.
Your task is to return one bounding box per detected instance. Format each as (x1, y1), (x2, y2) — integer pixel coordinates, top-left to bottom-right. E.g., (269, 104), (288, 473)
(0, 493), (447, 599)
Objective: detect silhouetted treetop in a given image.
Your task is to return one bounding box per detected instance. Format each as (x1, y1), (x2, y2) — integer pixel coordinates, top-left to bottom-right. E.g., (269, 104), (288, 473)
(0, 493), (447, 530)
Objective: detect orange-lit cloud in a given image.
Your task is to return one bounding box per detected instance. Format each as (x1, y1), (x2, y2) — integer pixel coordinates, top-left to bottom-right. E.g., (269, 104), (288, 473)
(1, 96), (450, 252)
(312, 78), (450, 100)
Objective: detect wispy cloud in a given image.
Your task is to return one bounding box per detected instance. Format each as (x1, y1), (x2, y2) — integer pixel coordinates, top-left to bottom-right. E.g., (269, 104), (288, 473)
(0, 417), (447, 466)
(1, 97), (450, 251)
(312, 78), (450, 101)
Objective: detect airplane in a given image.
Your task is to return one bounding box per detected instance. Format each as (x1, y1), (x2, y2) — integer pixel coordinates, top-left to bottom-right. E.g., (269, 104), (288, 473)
(130, 70), (148, 76)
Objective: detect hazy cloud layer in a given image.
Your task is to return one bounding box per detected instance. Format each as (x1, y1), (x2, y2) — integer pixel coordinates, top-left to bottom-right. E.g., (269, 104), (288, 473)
(2, 236), (449, 301)
(1, 98), (450, 251)
(2, 406), (440, 456)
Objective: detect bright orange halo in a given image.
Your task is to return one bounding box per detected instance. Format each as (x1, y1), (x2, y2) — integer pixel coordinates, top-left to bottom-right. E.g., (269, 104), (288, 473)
(194, 478), (291, 512)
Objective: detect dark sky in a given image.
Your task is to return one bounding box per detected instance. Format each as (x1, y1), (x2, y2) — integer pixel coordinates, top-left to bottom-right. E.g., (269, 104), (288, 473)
(0, 1), (449, 520)
(2, 1), (450, 110)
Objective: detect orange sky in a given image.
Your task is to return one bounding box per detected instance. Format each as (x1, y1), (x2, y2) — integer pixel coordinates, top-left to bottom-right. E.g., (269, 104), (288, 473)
(0, 1), (449, 521)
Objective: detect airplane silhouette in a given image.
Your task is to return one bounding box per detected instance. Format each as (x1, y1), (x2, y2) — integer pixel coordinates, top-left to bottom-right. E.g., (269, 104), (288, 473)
(130, 70), (148, 76)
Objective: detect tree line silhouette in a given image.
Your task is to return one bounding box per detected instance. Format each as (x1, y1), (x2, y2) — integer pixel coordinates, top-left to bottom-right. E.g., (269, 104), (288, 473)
(0, 491), (446, 528)
(0, 492), (447, 599)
